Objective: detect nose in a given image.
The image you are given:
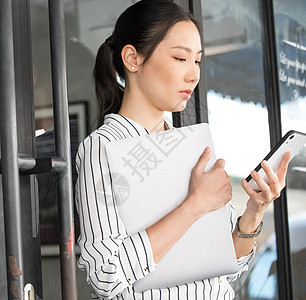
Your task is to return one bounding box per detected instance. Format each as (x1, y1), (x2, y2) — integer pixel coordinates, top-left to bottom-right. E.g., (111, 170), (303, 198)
(185, 63), (200, 85)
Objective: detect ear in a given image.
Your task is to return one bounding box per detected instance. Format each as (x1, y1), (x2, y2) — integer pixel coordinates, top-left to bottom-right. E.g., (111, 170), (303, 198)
(121, 45), (144, 72)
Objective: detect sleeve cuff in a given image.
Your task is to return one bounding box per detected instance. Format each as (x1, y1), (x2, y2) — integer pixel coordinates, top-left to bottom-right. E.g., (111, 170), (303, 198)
(237, 242), (257, 266)
(118, 230), (157, 286)
(227, 242), (257, 283)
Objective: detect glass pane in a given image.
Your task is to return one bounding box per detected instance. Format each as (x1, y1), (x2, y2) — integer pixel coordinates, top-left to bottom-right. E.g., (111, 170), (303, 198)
(273, 0), (306, 299)
(201, 0), (277, 298)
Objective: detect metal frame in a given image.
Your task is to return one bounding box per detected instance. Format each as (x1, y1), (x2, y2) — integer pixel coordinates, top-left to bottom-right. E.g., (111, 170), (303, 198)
(11, 0), (44, 296)
(48, 0), (78, 299)
(0, 1), (24, 298)
(190, 0), (209, 124)
(0, 0), (78, 298)
(1, 0), (45, 298)
(173, 0), (209, 128)
(260, 0), (293, 299)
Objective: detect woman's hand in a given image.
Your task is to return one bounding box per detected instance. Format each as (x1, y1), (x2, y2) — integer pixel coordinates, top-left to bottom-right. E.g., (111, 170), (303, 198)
(147, 146), (231, 263)
(233, 152), (291, 258)
(187, 147), (232, 218)
(241, 151), (291, 215)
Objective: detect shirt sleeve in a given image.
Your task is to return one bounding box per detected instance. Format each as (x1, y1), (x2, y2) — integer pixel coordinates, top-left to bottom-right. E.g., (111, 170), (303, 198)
(226, 202), (257, 283)
(75, 135), (157, 299)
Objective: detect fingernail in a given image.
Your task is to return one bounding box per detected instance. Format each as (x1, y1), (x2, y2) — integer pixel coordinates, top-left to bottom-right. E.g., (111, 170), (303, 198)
(204, 147), (210, 153)
(251, 170), (257, 176)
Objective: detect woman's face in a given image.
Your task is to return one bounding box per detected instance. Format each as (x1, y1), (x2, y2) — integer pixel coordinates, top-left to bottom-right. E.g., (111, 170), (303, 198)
(136, 21), (202, 112)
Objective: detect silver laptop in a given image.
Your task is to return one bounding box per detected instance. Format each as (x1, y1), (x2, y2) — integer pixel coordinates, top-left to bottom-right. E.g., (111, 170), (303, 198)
(105, 123), (238, 292)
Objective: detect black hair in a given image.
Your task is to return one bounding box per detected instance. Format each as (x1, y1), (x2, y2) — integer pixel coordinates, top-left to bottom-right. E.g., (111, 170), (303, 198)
(93, 0), (201, 127)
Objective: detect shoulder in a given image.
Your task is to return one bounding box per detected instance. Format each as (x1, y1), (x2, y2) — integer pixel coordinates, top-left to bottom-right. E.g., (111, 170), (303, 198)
(77, 120), (129, 156)
(91, 122), (124, 143)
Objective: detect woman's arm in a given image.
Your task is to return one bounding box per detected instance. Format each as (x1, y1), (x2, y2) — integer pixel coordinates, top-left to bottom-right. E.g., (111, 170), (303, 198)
(233, 151), (291, 258)
(76, 135), (156, 299)
(146, 147), (233, 263)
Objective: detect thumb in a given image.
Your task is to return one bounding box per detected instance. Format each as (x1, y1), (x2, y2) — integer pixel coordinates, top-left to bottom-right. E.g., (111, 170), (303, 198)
(194, 147), (211, 173)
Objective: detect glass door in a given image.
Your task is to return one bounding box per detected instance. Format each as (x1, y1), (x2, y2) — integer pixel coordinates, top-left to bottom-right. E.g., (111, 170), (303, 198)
(30, 0), (143, 298)
(201, 0), (278, 298)
(274, 0), (306, 298)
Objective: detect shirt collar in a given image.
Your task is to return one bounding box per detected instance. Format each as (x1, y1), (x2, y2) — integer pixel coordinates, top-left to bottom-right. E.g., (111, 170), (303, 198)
(104, 113), (173, 136)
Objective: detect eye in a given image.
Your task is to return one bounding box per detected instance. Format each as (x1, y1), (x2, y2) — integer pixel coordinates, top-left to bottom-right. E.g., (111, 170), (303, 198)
(195, 60), (201, 66)
(174, 57), (186, 62)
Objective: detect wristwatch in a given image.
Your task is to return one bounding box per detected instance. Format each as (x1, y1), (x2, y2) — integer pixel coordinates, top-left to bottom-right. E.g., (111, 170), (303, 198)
(234, 216), (263, 238)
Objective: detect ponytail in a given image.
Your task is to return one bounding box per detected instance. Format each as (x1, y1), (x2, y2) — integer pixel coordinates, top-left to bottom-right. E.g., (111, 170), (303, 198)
(93, 36), (124, 127)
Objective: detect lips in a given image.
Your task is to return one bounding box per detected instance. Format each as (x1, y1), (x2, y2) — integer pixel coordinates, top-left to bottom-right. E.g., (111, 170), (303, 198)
(180, 89), (193, 94)
(180, 89), (193, 100)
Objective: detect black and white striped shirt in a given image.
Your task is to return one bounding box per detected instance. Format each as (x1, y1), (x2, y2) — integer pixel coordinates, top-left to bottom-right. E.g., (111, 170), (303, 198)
(75, 113), (256, 300)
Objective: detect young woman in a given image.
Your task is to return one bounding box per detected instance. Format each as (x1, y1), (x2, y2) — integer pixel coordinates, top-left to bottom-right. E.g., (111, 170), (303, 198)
(75, 1), (290, 299)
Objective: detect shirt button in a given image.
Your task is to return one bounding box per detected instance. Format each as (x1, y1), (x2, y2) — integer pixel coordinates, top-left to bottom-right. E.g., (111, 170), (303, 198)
(127, 278), (131, 284)
(144, 267), (149, 272)
(218, 278), (222, 284)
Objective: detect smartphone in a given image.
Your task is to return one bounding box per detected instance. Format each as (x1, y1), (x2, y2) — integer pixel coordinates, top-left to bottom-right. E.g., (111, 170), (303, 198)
(246, 130), (306, 191)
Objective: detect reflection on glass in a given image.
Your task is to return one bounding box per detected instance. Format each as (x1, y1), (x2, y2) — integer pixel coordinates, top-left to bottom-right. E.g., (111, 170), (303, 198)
(274, 0), (306, 299)
(201, 0), (273, 298)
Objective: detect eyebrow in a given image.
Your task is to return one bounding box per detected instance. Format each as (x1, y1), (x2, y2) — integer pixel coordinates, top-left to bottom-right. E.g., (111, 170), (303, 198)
(171, 46), (203, 54)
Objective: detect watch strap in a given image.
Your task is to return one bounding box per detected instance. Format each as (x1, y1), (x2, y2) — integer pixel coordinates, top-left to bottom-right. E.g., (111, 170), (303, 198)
(234, 216), (263, 238)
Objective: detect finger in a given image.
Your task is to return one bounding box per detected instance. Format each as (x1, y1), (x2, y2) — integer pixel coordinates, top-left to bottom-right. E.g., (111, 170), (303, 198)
(277, 151), (291, 182)
(212, 158), (225, 170)
(261, 160), (279, 194)
(250, 170), (270, 197)
(241, 178), (258, 198)
(194, 147), (211, 173)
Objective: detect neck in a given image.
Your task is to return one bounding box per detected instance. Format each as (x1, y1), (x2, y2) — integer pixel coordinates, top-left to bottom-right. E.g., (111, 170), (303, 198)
(118, 88), (166, 133)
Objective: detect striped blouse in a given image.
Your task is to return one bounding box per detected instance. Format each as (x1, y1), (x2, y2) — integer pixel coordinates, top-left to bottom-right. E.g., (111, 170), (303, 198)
(75, 113), (256, 300)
